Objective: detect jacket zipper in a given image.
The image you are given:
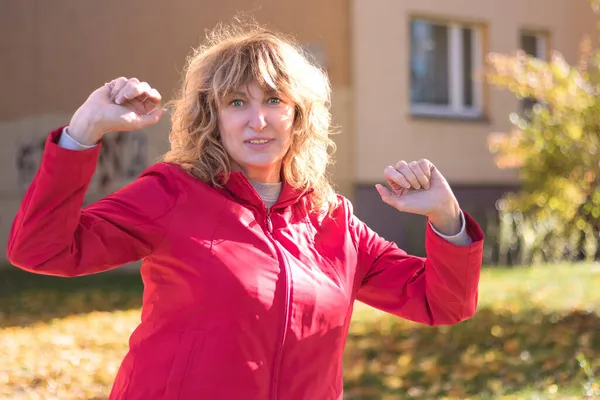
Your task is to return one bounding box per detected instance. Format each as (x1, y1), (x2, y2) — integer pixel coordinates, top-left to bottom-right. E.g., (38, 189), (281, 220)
(266, 207), (274, 234)
(265, 207), (291, 400)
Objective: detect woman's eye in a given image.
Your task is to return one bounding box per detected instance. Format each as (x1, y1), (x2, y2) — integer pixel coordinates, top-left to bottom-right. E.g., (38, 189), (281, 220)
(268, 97), (281, 105)
(231, 99), (244, 107)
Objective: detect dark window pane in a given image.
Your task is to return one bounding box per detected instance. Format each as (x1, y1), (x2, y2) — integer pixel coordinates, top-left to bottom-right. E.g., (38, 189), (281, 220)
(520, 33), (540, 116)
(462, 27), (473, 107)
(521, 34), (538, 57)
(410, 19), (449, 105)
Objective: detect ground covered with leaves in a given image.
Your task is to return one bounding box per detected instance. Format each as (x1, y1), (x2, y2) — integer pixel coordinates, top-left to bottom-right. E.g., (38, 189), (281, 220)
(1, 264), (599, 399)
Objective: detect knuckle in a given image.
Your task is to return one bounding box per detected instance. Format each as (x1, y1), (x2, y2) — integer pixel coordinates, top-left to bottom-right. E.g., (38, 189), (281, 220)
(124, 82), (138, 93)
(131, 84), (144, 94)
(129, 81), (147, 95)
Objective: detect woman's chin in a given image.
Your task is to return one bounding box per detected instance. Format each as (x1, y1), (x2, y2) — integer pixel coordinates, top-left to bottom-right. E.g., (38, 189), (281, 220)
(239, 156), (283, 171)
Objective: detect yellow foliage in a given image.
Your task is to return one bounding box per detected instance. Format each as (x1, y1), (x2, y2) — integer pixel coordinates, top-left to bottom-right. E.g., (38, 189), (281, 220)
(2, 264), (600, 399)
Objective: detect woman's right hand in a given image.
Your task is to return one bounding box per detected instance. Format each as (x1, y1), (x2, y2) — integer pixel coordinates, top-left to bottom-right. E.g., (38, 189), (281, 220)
(67, 77), (166, 145)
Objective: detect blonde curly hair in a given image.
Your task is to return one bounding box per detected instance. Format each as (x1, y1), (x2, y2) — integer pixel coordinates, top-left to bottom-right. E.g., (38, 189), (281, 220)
(161, 22), (338, 212)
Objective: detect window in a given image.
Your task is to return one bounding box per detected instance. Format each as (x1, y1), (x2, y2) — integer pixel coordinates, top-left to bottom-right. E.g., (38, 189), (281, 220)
(520, 31), (547, 60)
(520, 31), (548, 114)
(410, 18), (483, 118)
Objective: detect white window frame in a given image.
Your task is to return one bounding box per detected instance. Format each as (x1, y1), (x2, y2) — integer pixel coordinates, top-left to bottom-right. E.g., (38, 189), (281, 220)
(410, 19), (483, 119)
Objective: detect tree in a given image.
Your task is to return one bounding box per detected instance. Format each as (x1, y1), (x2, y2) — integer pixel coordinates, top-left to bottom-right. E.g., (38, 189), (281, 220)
(485, 1), (600, 264)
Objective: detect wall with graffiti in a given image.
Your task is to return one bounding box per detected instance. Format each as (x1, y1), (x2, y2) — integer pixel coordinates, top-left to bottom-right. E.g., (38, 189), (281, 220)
(16, 130), (149, 195)
(0, 116), (172, 266)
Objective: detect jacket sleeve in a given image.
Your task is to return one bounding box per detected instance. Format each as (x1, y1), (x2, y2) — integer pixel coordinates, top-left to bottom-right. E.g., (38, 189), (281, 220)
(351, 201), (484, 326)
(6, 127), (179, 277)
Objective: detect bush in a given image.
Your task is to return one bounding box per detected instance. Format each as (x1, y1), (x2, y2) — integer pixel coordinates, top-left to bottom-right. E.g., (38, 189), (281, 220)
(485, 0), (600, 264)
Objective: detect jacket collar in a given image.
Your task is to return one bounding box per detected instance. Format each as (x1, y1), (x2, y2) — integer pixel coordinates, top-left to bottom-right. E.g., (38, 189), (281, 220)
(221, 171), (312, 210)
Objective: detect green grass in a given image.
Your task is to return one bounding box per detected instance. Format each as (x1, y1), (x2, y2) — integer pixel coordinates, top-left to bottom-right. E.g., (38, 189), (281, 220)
(1, 264), (600, 399)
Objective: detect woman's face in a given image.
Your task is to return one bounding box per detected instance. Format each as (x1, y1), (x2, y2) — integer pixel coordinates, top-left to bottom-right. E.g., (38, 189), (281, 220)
(218, 80), (295, 183)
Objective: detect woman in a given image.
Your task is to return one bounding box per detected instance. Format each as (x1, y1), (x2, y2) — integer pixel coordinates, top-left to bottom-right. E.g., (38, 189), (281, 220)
(7, 24), (483, 400)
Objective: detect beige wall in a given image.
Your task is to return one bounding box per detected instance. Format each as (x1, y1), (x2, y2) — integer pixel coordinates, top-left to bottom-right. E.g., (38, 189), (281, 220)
(1, 0), (351, 119)
(352, 0), (598, 185)
(0, 1), (353, 263)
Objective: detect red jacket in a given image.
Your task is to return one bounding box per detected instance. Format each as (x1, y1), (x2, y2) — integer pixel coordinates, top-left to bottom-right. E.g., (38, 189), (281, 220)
(7, 128), (484, 400)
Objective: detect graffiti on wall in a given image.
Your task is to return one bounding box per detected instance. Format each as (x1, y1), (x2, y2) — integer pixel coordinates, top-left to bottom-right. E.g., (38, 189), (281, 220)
(16, 131), (149, 193)
(16, 138), (46, 190)
(95, 131), (148, 189)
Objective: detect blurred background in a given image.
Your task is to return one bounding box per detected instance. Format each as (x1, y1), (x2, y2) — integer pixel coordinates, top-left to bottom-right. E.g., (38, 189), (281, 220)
(2, 0), (600, 399)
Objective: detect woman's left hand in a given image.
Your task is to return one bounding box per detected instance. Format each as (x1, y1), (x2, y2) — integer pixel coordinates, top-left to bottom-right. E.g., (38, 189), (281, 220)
(375, 159), (462, 235)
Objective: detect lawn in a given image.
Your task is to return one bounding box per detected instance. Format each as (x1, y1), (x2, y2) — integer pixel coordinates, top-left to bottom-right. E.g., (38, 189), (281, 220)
(1, 264), (600, 399)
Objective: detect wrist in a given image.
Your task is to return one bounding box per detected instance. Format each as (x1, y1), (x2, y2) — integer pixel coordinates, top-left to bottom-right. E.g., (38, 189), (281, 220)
(428, 202), (461, 236)
(67, 114), (104, 146)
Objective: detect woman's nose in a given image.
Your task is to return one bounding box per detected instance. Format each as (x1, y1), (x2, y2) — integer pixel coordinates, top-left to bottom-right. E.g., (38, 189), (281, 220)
(248, 105), (267, 132)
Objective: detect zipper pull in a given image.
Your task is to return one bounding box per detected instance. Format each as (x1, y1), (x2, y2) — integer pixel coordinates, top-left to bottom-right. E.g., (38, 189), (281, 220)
(266, 208), (274, 234)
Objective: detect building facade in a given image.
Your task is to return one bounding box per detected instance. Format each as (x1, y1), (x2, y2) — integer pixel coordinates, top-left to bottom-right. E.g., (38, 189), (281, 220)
(1, 0), (597, 264)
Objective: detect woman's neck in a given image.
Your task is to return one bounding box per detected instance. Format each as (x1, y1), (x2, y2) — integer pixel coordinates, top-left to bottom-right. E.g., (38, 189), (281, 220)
(249, 179), (282, 208)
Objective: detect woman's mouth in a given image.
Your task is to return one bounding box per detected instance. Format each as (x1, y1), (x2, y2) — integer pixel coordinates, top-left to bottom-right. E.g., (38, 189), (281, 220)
(245, 138), (274, 150)
(247, 139), (271, 145)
